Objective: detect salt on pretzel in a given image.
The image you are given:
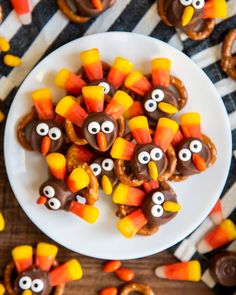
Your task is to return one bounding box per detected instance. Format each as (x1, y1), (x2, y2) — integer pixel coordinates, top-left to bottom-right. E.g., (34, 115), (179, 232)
(119, 282), (155, 295)
(221, 29), (236, 81)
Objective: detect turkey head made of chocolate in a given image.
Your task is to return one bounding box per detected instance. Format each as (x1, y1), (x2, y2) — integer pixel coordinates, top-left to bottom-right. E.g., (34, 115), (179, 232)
(111, 116), (179, 185)
(17, 89), (65, 156)
(55, 86), (133, 152)
(9, 243), (82, 295)
(124, 58), (187, 126)
(37, 153), (99, 224)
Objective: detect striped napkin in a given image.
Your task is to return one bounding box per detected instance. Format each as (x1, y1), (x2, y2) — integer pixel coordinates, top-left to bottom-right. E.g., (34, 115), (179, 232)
(0, 0), (235, 293)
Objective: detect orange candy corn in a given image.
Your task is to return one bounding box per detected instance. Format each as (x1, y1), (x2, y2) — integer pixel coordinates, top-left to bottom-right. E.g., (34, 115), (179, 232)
(209, 199), (224, 225)
(107, 57), (134, 89)
(100, 287), (118, 295)
(69, 201), (99, 224)
(115, 268), (135, 282)
(80, 48), (103, 81)
(197, 219), (236, 254)
(12, 245), (33, 273)
(67, 168), (90, 193)
(155, 260), (201, 282)
(143, 180), (159, 193)
(105, 90), (133, 120)
(154, 118), (179, 152)
(46, 153), (67, 180)
(152, 58), (171, 87)
(103, 260), (122, 273)
(128, 116), (152, 144)
(125, 71), (152, 96)
(67, 145), (93, 163)
(11, 0), (31, 25)
(55, 96), (88, 127)
(123, 101), (144, 119)
(54, 68), (86, 95)
(110, 137), (135, 161)
(91, 0), (103, 10)
(35, 243), (58, 272)
(49, 259), (83, 286)
(203, 0), (227, 19)
(171, 129), (184, 147)
(180, 113), (202, 139)
(117, 209), (147, 238)
(82, 86), (104, 113)
(113, 183), (145, 207)
(32, 88), (54, 120)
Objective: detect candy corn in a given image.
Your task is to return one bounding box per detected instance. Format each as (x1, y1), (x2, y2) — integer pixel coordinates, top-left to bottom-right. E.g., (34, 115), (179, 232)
(67, 168), (90, 193)
(0, 212), (5, 231)
(209, 199), (224, 225)
(113, 183), (145, 206)
(0, 36), (10, 52)
(0, 284), (5, 295)
(100, 287), (118, 295)
(117, 209), (147, 238)
(154, 118), (179, 152)
(82, 86), (104, 112)
(49, 259), (83, 286)
(115, 268), (135, 282)
(105, 90), (133, 120)
(125, 71), (152, 96)
(103, 260), (122, 273)
(67, 145), (93, 164)
(197, 219), (236, 254)
(128, 116), (152, 144)
(69, 201), (99, 224)
(171, 129), (184, 147)
(152, 58), (171, 87)
(110, 138), (135, 161)
(155, 260), (201, 282)
(203, 0), (227, 19)
(35, 243), (58, 271)
(54, 68), (86, 95)
(143, 180), (159, 193)
(46, 153), (67, 180)
(91, 0), (103, 10)
(12, 245), (33, 273)
(123, 101), (144, 119)
(107, 57), (134, 89)
(11, 0), (32, 25)
(32, 88), (54, 121)
(55, 96), (88, 127)
(180, 113), (201, 139)
(80, 48), (103, 81)
(101, 175), (113, 195)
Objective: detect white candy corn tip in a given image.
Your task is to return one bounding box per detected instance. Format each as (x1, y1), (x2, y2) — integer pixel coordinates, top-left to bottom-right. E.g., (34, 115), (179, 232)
(197, 240), (212, 254)
(210, 212), (223, 225)
(154, 266), (166, 279)
(19, 13), (32, 25)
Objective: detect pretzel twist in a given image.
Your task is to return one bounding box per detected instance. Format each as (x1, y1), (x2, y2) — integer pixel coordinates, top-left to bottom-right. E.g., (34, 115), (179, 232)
(221, 29), (236, 81)
(57, 0), (90, 24)
(170, 75), (188, 111)
(119, 282), (155, 295)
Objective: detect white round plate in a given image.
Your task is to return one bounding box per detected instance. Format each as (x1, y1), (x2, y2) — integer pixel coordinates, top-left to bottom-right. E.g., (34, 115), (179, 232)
(4, 32), (232, 260)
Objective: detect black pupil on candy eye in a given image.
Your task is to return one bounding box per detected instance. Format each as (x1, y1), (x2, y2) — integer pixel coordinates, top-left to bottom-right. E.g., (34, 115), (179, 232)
(196, 0), (200, 5)
(143, 156), (148, 161)
(154, 95), (159, 99)
(155, 152), (160, 158)
(40, 128), (45, 133)
(157, 208), (161, 212)
(92, 128), (97, 132)
(183, 153), (187, 158)
(23, 281), (27, 285)
(194, 144), (198, 148)
(94, 168), (98, 172)
(104, 163), (109, 167)
(34, 283), (38, 288)
(45, 190), (49, 195)
(51, 133), (56, 138)
(50, 201), (54, 206)
(104, 127), (109, 132)
(149, 102), (154, 107)
(158, 196), (162, 201)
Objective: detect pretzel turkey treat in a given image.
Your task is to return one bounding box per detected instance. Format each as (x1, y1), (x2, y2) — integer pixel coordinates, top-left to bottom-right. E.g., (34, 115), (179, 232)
(4, 243), (83, 295)
(55, 86), (133, 152)
(170, 112), (216, 181)
(124, 58), (188, 126)
(119, 282), (155, 295)
(17, 88), (66, 155)
(37, 152), (99, 222)
(221, 29), (236, 81)
(114, 181), (181, 238)
(157, 0), (227, 41)
(111, 116), (178, 186)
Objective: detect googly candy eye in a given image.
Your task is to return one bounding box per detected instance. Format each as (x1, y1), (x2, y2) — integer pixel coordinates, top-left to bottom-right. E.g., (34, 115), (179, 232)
(189, 140), (202, 153)
(48, 198), (61, 210)
(101, 121), (114, 134)
(43, 185), (55, 198)
(151, 89), (164, 102)
(138, 151), (150, 164)
(36, 123), (49, 136)
(152, 192), (165, 205)
(150, 148), (163, 161)
(192, 0), (205, 9)
(19, 276), (32, 290)
(180, 0), (192, 6)
(151, 205), (164, 217)
(48, 127), (61, 140)
(144, 99), (157, 112)
(98, 82), (110, 95)
(102, 159), (114, 171)
(88, 121), (100, 134)
(178, 148), (191, 161)
(31, 279), (44, 292)
(90, 163), (102, 176)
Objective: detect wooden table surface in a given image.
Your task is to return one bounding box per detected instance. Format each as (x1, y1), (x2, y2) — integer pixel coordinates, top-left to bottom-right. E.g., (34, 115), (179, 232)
(0, 124), (214, 295)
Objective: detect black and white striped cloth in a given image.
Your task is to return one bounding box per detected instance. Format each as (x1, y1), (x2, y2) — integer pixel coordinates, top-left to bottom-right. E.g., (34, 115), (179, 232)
(0, 0), (235, 293)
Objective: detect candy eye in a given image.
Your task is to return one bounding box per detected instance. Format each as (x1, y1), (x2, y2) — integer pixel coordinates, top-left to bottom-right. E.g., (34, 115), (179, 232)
(144, 99), (157, 112)
(152, 192), (165, 205)
(19, 276), (32, 290)
(31, 279), (44, 293)
(99, 82), (110, 95)
(48, 198), (61, 210)
(43, 185), (55, 198)
(192, 0), (204, 9)
(90, 163), (102, 176)
(49, 127), (61, 140)
(150, 148), (163, 161)
(101, 121), (114, 134)
(88, 121), (100, 134)
(36, 123), (49, 136)
(138, 151), (150, 164)
(102, 159), (114, 171)
(151, 89), (164, 102)
(189, 140), (202, 153)
(178, 148), (191, 161)
(180, 0), (192, 6)
(151, 205), (164, 217)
